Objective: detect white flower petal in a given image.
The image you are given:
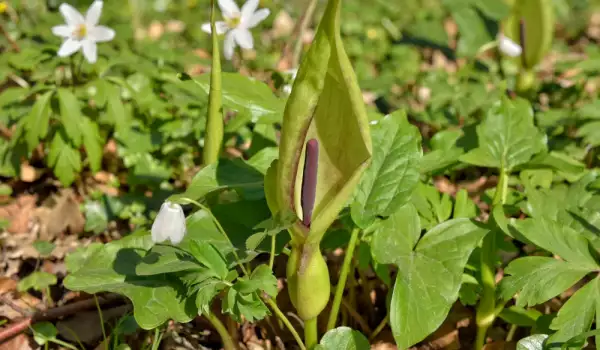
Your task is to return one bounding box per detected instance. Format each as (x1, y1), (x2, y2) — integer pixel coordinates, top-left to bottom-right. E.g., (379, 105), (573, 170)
(57, 38), (82, 57)
(218, 0), (240, 19)
(82, 40), (97, 63)
(202, 21), (229, 35)
(243, 8), (269, 28)
(233, 28), (253, 49)
(89, 25), (115, 42)
(283, 84), (292, 95)
(240, 0), (258, 22)
(52, 25), (72, 38)
(85, 1), (103, 27)
(223, 30), (236, 60)
(151, 201), (186, 245)
(59, 3), (85, 26)
(498, 35), (522, 57)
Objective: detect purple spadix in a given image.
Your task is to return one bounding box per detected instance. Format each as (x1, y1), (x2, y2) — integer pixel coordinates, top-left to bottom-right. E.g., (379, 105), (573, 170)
(301, 139), (319, 227)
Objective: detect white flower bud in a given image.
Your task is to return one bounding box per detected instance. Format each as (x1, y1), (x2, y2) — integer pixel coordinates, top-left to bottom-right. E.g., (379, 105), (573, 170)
(498, 34), (522, 57)
(151, 201), (186, 245)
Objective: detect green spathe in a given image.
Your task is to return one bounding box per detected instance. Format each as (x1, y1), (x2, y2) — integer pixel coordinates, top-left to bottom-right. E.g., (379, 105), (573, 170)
(276, 0), (372, 245)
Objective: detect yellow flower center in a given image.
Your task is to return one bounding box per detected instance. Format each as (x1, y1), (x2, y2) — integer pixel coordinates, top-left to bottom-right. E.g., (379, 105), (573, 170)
(73, 24), (87, 40)
(226, 15), (241, 29)
(0, 2), (8, 14)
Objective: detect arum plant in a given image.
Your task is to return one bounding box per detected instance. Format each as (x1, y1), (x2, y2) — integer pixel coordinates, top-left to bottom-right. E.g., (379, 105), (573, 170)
(266, 0), (372, 346)
(503, 0), (554, 94)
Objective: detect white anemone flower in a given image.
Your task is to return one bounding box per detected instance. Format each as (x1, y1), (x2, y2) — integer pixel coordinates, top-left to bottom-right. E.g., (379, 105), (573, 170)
(201, 0), (270, 60)
(151, 201), (187, 245)
(498, 34), (522, 57)
(51, 1), (115, 63)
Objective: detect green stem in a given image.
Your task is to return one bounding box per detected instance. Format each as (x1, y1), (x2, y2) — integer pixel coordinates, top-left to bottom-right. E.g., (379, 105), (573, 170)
(326, 227), (360, 331)
(369, 315), (389, 341)
(94, 295), (108, 350)
(506, 323), (518, 342)
(150, 327), (163, 350)
(206, 312), (236, 350)
(51, 338), (78, 350)
(180, 197), (249, 276)
(265, 297), (306, 350)
(203, 0), (223, 165)
(269, 232), (276, 270)
(304, 317), (318, 349)
(475, 168), (508, 350)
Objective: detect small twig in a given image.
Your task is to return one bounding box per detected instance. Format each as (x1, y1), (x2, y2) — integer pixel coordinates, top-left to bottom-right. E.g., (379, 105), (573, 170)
(0, 22), (20, 52)
(0, 294), (123, 343)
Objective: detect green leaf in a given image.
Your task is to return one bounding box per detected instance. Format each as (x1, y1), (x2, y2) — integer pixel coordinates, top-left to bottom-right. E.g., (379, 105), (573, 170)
(136, 245), (201, 275)
(453, 7), (493, 58)
(374, 218), (489, 349)
(105, 83), (130, 132)
(47, 129), (81, 186)
(511, 218), (598, 268)
(31, 322), (58, 345)
(351, 111), (422, 229)
(56, 89), (82, 146)
(371, 203), (420, 260)
(460, 97), (546, 171)
(453, 189), (478, 218)
(411, 183), (453, 230)
(169, 159), (265, 203)
(191, 73), (285, 123)
(517, 334), (549, 350)
(547, 277), (598, 348)
(80, 116), (103, 173)
(498, 306), (542, 327)
(499, 257), (591, 308)
(236, 265), (278, 297)
(222, 283), (270, 323)
(23, 90), (53, 153)
(189, 242), (229, 280)
(65, 243), (104, 273)
(63, 233), (196, 329)
(195, 278), (226, 316)
(18, 271), (57, 292)
(33, 240), (55, 256)
(83, 201), (109, 234)
(316, 327), (370, 350)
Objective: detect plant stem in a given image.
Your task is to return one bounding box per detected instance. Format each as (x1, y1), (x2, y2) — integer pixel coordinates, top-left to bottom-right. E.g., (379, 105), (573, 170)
(475, 168), (508, 350)
(203, 0), (223, 165)
(206, 312), (236, 350)
(264, 297), (306, 350)
(51, 338), (78, 350)
(150, 327), (163, 350)
(304, 317), (318, 349)
(94, 295), (108, 350)
(269, 233), (276, 270)
(326, 227), (360, 331)
(369, 315), (389, 341)
(506, 324), (518, 342)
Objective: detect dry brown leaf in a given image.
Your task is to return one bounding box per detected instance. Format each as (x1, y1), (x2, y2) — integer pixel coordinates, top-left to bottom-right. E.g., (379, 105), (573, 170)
(57, 304), (131, 344)
(0, 334), (34, 350)
(32, 189), (85, 240)
(0, 194), (37, 234)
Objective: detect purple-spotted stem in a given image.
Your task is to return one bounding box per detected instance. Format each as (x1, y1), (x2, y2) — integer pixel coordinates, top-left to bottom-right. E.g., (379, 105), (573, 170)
(301, 139), (319, 227)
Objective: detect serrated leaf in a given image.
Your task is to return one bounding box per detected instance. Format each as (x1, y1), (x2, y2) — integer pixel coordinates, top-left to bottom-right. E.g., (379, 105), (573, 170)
(23, 90), (53, 153)
(375, 218), (489, 349)
(511, 218), (598, 268)
(547, 277), (598, 348)
(517, 334), (548, 350)
(189, 242), (229, 280)
(316, 327), (370, 350)
(236, 265), (277, 297)
(18, 271), (57, 292)
(499, 257), (592, 307)
(351, 111), (421, 229)
(80, 116), (103, 173)
(196, 278), (226, 316)
(460, 97), (546, 171)
(222, 284), (270, 323)
(56, 89), (82, 146)
(47, 129), (81, 186)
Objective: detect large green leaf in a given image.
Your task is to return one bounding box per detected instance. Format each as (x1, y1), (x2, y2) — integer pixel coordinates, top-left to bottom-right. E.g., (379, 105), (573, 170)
(498, 257), (593, 307)
(315, 327), (370, 350)
(351, 111), (422, 229)
(453, 7), (493, 57)
(547, 277), (598, 348)
(63, 233), (196, 329)
(372, 218), (489, 348)
(517, 334), (548, 350)
(190, 73), (284, 123)
(169, 159), (265, 203)
(56, 89), (82, 146)
(460, 97), (546, 171)
(511, 218), (598, 268)
(80, 116), (103, 173)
